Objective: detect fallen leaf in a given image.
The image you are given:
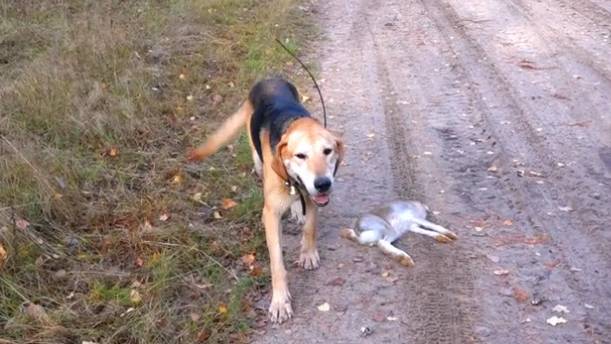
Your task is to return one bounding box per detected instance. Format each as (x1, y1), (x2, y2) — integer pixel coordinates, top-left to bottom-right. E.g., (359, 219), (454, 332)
(502, 219), (513, 226)
(119, 307), (135, 318)
(326, 277), (346, 287)
(108, 147), (119, 157)
(317, 302), (330, 312)
(221, 198), (238, 210)
(241, 253), (256, 266)
(301, 94), (311, 103)
(366, 133), (375, 138)
(191, 192), (203, 202)
(249, 264), (263, 277)
(360, 326), (374, 337)
(372, 311), (386, 322)
(130, 289), (142, 305)
(512, 287), (529, 303)
(487, 254), (500, 263)
(552, 304), (570, 314)
(493, 269), (510, 276)
(142, 221), (153, 232)
(135, 257), (144, 268)
(16, 218), (30, 230)
(218, 304), (228, 315)
(159, 213), (170, 222)
(518, 59), (541, 70)
(487, 165), (498, 172)
(528, 171), (544, 177)
(213, 211), (222, 219)
(171, 174), (183, 185)
(0, 243), (7, 267)
(546, 316), (567, 326)
(190, 312), (201, 322)
(179, 73), (186, 80)
(186, 95), (194, 101)
(24, 303), (51, 324)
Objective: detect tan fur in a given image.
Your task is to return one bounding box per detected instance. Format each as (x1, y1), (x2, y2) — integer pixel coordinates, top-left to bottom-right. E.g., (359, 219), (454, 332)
(188, 96), (344, 324)
(187, 101), (253, 161)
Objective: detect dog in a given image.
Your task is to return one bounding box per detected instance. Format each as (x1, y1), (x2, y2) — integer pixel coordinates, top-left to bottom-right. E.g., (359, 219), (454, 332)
(340, 200), (457, 266)
(188, 78), (344, 323)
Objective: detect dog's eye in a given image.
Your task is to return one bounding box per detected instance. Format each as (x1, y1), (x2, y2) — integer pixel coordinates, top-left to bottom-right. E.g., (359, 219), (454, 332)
(323, 148), (333, 155)
(295, 153), (307, 160)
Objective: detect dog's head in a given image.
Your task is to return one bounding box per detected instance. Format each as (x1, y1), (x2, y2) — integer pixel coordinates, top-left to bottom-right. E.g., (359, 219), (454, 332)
(272, 118), (344, 206)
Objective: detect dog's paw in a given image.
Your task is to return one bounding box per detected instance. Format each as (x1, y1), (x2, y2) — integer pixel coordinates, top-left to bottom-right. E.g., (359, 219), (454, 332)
(434, 234), (453, 243)
(269, 291), (293, 324)
(298, 249), (320, 270)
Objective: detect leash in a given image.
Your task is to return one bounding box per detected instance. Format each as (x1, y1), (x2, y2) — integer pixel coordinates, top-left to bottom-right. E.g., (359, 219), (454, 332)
(275, 38), (327, 128)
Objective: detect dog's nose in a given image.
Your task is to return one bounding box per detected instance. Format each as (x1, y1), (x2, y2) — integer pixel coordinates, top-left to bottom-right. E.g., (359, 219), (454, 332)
(314, 177), (332, 192)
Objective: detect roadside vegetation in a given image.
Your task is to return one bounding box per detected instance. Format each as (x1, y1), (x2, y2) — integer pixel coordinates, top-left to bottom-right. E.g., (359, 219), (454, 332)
(0, 1), (312, 342)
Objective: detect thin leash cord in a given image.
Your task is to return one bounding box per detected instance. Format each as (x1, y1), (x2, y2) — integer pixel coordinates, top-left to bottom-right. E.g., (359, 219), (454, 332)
(275, 38), (327, 128)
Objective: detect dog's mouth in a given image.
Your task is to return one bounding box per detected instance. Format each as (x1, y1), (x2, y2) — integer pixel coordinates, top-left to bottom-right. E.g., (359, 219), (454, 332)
(311, 193), (330, 207)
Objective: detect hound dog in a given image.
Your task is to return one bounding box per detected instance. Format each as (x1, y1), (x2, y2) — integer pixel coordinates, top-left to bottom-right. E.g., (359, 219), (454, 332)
(188, 78), (344, 323)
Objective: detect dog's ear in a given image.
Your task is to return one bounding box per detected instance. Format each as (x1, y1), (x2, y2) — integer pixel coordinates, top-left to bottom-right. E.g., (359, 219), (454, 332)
(335, 135), (345, 164)
(271, 141), (289, 180)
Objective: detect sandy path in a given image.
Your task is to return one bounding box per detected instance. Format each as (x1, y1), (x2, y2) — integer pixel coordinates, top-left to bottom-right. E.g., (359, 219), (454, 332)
(254, 0), (611, 342)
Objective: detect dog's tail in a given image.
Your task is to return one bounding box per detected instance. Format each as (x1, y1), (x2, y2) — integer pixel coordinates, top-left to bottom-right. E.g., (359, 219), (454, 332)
(188, 100), (253, 161)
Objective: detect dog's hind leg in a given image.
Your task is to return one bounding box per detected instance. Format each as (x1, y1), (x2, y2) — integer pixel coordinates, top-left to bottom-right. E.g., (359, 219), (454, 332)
(409, 223), (454, 243)
(377, 240), (415, 267)
(411, 218), (458, 240)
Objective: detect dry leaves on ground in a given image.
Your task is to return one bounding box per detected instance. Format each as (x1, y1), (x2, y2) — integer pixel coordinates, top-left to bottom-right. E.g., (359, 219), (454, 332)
(221, 198), (238, 210)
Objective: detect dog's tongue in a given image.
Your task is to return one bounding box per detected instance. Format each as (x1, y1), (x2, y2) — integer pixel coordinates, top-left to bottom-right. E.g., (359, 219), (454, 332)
(313, 194), (329, 206)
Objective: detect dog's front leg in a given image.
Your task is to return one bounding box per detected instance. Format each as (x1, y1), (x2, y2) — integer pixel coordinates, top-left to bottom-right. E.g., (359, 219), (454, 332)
(262, 203), (293, 323)
(298, 198), (320, 270)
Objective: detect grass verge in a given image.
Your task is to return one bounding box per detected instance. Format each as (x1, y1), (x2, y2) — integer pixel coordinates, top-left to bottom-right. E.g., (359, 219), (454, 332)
(0, 0), (314, 342)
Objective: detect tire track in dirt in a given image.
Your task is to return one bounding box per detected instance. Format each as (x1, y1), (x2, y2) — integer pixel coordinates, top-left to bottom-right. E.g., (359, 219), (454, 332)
(419, 0), (610, 340)
(553, 0), (611, 29)
(254, 0), (610, 342)
(361, 8), (479, 341)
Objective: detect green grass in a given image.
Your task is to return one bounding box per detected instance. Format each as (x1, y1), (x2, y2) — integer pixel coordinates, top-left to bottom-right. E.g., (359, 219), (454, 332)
(0, 0), (314, 342)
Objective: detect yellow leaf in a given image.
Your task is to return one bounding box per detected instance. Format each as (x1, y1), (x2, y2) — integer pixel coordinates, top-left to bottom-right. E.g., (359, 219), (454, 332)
(130, 289), (142, 305)
(159, 213), (170, 222)
(171, 174), (183, 184)
(108, 147), (119, 157)
(218, 304), (228, 315)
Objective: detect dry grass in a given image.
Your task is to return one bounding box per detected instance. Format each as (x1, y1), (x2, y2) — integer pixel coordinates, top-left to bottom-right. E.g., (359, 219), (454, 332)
(0, 0), (313, 342)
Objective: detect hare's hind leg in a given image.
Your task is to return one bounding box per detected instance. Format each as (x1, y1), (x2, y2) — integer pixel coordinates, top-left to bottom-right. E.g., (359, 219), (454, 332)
(377, 240), (414, 267)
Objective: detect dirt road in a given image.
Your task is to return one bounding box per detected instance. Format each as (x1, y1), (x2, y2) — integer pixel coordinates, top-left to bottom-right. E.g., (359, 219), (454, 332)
(254, 0), (611, 342)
